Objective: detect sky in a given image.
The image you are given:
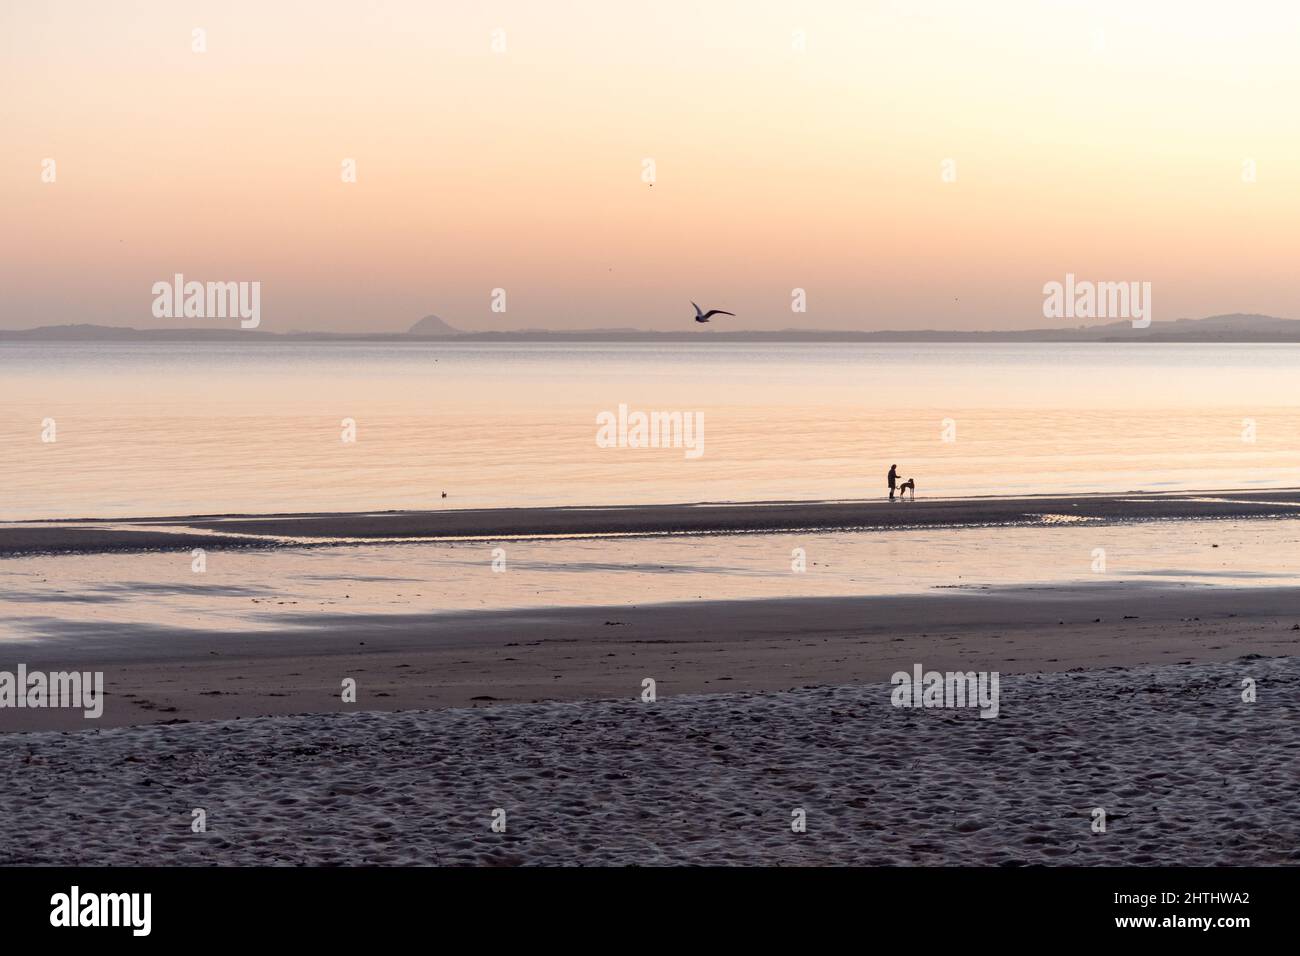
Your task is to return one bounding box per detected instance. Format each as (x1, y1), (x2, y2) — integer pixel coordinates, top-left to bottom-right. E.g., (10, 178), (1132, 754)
(3, 0), (1300, 333)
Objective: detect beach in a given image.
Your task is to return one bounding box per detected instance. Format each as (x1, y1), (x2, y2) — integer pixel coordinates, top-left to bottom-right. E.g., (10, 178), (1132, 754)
(2, 656), (1295, 866)
(1, 491), (1298, 865)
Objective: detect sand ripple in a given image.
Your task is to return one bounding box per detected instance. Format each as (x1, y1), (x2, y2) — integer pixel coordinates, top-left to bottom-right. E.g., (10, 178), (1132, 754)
(1, 656), (1296, 865)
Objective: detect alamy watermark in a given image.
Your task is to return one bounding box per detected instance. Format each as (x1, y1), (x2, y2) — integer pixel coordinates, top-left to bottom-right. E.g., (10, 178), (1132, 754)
(596, 404), (704, 459)
(50, 886), (150, 936)
(151, 273), (260, 328)
(891, 663), (999, 718)
(0, 665), (104, 719)
(1043, 273), (1151, 328)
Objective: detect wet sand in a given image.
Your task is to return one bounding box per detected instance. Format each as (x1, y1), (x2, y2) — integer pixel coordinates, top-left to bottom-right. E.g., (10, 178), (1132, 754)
(2, 656), (1295, 865)
(4, 582), (1298, 731)
(5, 488), (1300, 556)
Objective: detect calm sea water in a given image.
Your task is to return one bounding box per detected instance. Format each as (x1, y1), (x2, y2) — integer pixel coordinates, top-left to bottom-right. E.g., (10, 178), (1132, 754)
(2, 341), (1298, 520)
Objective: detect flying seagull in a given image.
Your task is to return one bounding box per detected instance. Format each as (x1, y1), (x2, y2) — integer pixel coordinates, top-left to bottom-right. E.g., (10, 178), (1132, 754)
(692, 301), (735, 323)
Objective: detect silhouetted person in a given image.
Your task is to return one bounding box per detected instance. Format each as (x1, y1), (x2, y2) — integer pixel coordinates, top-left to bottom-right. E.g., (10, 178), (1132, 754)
(887, 464), (898, 500)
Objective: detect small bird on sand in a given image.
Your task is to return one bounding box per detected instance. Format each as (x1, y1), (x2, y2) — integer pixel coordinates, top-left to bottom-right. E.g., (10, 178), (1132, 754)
(692, 302), (735, 323)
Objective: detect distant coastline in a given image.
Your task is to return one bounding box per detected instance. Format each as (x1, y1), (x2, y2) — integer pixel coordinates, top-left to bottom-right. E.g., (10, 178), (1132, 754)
(4, 313), (1300, 344)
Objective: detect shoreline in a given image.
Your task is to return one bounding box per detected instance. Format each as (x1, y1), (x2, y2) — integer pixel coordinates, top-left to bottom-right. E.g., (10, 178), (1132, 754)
(4, 488), (1300, 556)
(4, 582), (1298, 732)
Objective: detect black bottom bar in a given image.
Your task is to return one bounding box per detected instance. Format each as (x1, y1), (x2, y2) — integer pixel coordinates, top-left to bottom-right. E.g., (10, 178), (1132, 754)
(0, 866), (1278, 942)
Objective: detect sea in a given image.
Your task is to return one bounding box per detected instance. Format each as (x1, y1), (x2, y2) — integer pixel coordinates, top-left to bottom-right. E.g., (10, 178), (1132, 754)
(3, 341), (1298, 520)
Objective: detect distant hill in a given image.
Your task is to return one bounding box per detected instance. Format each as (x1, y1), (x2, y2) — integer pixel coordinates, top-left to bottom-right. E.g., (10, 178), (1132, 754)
(5, 313), (1300, 343)
(1, 323), (145, 341)
(407, 314), (461, 336)
(0, 323), (275, 342)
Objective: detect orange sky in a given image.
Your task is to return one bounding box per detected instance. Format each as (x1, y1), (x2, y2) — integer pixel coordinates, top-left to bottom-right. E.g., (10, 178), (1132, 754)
(3, 0), (1299, 332)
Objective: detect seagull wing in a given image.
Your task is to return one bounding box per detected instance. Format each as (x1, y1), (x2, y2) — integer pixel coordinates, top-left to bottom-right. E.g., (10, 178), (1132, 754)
(700, 310), (735, 319)
(691, 301), (703, 316)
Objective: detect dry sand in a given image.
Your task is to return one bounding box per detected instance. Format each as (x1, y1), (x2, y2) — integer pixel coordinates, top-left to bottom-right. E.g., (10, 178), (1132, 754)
(1, 655), (1294, 866)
